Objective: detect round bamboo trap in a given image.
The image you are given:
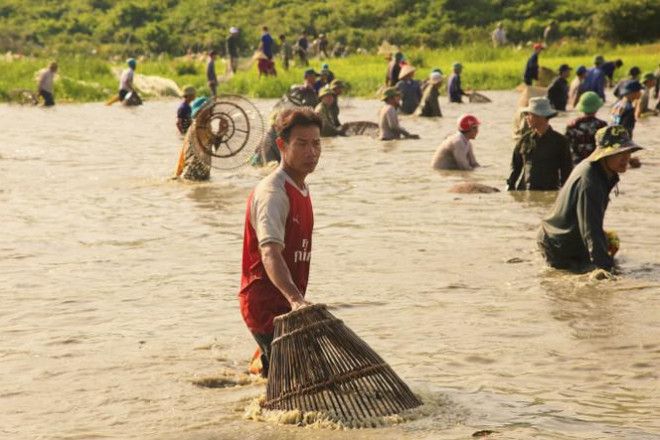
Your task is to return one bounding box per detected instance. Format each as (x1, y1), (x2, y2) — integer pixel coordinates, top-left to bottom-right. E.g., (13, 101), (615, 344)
(264, 304), (422, 421)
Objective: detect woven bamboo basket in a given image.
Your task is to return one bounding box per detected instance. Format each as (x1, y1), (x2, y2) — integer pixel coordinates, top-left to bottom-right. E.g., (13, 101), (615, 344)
(264, 304), (422, 421)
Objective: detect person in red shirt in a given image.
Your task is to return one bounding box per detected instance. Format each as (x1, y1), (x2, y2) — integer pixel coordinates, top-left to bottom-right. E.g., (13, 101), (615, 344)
(238, 107), (322, 377)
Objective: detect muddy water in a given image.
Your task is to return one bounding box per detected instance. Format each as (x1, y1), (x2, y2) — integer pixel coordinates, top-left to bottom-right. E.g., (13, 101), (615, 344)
(1, 92), (659, 440)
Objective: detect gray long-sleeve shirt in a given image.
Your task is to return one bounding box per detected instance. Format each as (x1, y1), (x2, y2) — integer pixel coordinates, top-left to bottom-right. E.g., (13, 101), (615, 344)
(538, 160), (618, 270)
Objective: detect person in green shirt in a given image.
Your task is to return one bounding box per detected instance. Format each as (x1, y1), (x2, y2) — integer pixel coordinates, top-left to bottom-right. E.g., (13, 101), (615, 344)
(314, 86), (344, 137)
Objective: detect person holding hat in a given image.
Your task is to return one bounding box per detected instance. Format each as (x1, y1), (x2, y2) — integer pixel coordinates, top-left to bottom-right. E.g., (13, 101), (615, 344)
(565, 92), (607, 164)
(537, 125), (644, 272)
(329, 79), (345, 126)
(448, 62), (469, 103)
(314, 86), (343, 137)
(507, 97), (573, 191)
(176, 85), (196, 135)
(523, 43), (544, 86)
(569, 65), (588, 109)
(396, 65), (422, 115)
(582, 55), (607, 101)
(378, 87), (419, 141)
(291, 69), (320, 107)
(386, 52), (404, 87)
(431, 114), (480, 170)
(415, 70), (443, 117)
(547, 64), (572, 111)
(118, 58), (137, 102)
(637, 73), (658, 117)
(37, 61), (57, 106)
(611, 79), (642, 138)
(206, 50), (218, 96)
(613, 66), (641, 99)
(226, 27), (240, 75)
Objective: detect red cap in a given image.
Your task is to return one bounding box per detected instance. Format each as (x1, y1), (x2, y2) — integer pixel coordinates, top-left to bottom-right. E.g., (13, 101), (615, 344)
(458, 114), (480, 132)
(533, 43), (544, 50)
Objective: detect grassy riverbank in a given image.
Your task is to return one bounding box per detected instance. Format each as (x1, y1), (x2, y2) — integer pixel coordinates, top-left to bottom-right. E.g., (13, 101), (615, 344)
(2, 42), (659, 103)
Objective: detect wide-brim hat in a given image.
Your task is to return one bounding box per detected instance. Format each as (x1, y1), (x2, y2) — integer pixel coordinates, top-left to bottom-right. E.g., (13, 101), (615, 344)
(399, 64), (416, 78)
(522, 97), (557, 118)
(589, 125), (644, 162)
(381, 86), (401, 101)
(318, 86), (334, 98)
(576, 91), (603, 113)
(330, 79), (346, 89)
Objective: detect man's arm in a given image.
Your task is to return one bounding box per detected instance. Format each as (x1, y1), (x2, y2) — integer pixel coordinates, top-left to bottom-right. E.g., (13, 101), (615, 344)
(576, 182), (613, 270)
(559, 138), (574, 186)
(506, 144), (523, 190)
(260, 243), (310, 310)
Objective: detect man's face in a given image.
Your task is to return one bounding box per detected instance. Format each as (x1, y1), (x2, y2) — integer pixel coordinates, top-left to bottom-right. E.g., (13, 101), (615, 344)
(279, 125), (322, 175)
(389, 95), (401, 107)
(333, 86), (344, 96)
(561, 69), (571, 79)
(305, 74), (317, 85)
(628, 90), (642, 100)
(603, 151), (632, 174)
(525, 113), (547, 130)
(467, 125), (479, 140)
(321, 94), (334, 106)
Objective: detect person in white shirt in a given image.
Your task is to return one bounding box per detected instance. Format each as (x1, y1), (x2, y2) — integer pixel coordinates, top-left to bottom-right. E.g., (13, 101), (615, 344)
(431, 114), (481, 170)
(118, 58), (137, 102)
(491, 23), (507, 47)
(38, 61), (58, 106)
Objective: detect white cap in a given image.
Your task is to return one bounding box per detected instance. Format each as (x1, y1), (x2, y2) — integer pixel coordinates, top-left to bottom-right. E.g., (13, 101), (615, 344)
(429, 71), (443, 83)
(230, 27), (238, 33)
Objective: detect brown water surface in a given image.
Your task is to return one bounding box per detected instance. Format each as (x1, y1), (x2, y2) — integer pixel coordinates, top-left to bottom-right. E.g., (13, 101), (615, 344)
(1, 92), (659, 439)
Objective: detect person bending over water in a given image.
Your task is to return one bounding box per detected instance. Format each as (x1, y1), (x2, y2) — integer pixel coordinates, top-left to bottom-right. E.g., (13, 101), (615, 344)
(538, 125), (644, 272)
(378, 87), (419, 140)
(431, 114), (480, 170)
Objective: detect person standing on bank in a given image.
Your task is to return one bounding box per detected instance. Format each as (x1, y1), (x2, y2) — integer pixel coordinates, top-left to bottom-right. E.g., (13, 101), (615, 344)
(37, 61), (58, 106)
(547, 64), (572, 111)
(226, 27), (240, 75)
(279, 34), (292, 71)
(523, 43), (544, 86)
(431, 114), (480, 170)
(507, 97), (573, 191)
(238, 108), (322, 378)
(206, 50), (218, 96)
(537, 125), (644, 272)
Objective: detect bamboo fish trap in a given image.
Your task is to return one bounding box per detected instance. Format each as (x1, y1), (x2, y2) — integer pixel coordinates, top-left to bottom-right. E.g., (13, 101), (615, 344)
(264, 304), (422, 421)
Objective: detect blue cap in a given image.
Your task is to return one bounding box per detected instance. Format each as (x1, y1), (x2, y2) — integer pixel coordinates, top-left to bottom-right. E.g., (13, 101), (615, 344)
(576, 65), (587, 75)
(628, 66), (641, 77)
(620, 79), (642, 95)
(559, 64), (571, 72)
(127, 58), (136, 68)
(304, 68), (319, 78)
(321, 63), (329, 69)
(191, 97), (209, 117)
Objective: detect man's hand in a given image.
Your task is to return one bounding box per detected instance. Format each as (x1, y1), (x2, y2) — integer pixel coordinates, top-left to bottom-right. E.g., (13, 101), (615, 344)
(290, 298), (312, 311)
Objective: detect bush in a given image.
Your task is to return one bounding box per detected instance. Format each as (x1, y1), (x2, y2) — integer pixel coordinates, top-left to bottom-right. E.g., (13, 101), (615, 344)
(593, 0), (660, 44)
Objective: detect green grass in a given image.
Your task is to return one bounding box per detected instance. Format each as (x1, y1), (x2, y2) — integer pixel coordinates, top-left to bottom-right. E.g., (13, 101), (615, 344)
(2, 42), (659, 103)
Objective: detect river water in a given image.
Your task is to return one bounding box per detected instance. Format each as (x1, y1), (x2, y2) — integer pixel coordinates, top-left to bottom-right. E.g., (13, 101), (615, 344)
(1, 91), (659, 440)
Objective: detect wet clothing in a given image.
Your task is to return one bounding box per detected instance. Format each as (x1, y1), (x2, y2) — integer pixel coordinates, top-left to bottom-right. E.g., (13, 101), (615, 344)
(260, 33), (274, 59)
(177, 101), (193, 134)
(38, 69), (55, 105)
(315, 102), (343, 137)
(239, 167), (314, 335)
(638, 86), (652, 113)
(330, 96), (341, 126)
(538, 160), (618, 271)
(547, 76), (569, 111)
(565, 115), (607, 164)
(583, 67), (606, 101)
(379, 104), (409, 140)
(507, 126), (573, 191)
(396, 78), (422, 114)
(431, 132), (479, 170)
(175, 119), (211, 181)
(447, 73), (466, 103)
(415, 84), (442, 117)
(568, 76), (584, 109)
(386, 60), (401, 87)
(524, 52), (539, 86)
(610, 98), (636, 137)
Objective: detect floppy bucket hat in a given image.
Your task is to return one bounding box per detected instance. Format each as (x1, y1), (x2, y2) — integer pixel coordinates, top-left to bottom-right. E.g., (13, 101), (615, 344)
(522, 97), (557, 118)
(576, 91), (603, 114)
(318, 86), (334, 98)
(381, 87), (401, 101)
(589, 125), (644, 162)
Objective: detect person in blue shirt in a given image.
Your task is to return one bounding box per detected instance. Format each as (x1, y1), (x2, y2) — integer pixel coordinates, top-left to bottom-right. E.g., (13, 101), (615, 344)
(176, 85), (196, 135)
(260, 26), (274, 60)
(206, 50), (218, 97)
(447, 62), (469, 103)
(601, 59), (623, 86)
(582, 55), (607, 101)
(523, 43), (544, 86)
(611, 80), (642, 138)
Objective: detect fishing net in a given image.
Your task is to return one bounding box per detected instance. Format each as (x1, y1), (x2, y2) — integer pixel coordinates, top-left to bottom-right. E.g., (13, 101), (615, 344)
(190, 95), (266, 170)
(8, 89), (38, 105)
(264, 304), (422, 422)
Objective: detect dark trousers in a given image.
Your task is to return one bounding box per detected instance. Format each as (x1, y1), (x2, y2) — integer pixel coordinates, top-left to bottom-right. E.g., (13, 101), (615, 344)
(39, 89), (54, 106)
(119, 89), (129, 101)
(252, 333), (274, 378)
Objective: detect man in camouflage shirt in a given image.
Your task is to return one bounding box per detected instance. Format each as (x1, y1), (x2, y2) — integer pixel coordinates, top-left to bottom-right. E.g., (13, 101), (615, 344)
(565, 92), (607, 164)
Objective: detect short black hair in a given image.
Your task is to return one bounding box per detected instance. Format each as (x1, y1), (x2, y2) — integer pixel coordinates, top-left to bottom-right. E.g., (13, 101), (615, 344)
(275, 108), (322, 142)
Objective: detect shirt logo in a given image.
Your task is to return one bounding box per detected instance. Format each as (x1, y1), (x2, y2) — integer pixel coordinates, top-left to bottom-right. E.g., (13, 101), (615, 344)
(294, 239), (311, 263)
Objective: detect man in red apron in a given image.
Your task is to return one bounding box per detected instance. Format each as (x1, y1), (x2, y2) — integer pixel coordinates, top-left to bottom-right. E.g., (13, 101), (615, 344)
(239, 107), (322, 377)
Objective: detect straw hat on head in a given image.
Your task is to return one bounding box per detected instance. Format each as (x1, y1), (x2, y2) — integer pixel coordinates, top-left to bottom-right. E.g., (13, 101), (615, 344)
(589, 125), (644, 162)
(381, 86), (401, 101)
(522, 97), (557, 118)
(318, 86), (334, 98)
(399, 64), (416, 79)
(576, 91), (603, 114)
(330, 79), (345, 89)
